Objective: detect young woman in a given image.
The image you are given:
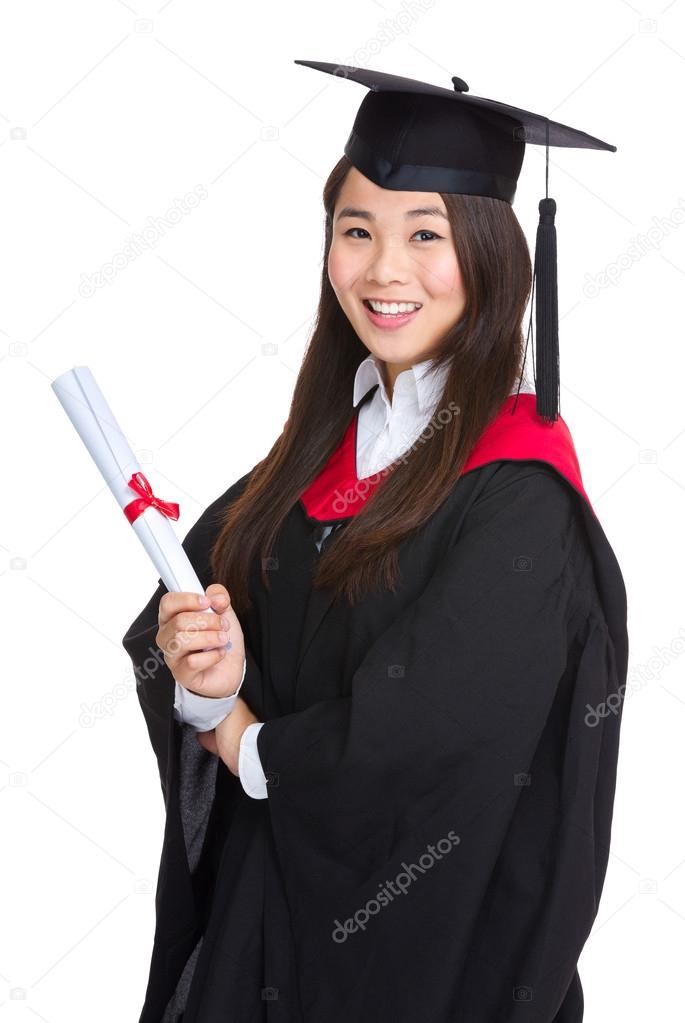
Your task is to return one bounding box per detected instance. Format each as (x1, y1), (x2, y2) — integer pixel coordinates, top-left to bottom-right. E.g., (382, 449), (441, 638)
(123, 65), (628, 1023)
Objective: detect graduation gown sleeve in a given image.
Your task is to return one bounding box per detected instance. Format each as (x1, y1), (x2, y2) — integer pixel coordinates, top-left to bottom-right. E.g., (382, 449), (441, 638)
(253, 466), (626, 1022)
(123, 462), (291, 1021)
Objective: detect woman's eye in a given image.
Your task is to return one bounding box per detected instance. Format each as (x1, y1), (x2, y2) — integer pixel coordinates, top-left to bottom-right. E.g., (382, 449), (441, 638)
(343, 228), (441, 241)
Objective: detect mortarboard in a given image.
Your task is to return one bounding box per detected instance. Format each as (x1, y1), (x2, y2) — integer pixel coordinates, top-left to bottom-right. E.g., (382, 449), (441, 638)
(294, 60), (617, 423)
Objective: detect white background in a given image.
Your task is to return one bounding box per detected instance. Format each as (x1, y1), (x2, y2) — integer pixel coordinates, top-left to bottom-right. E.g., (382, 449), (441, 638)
(1, 0), (683, 1019)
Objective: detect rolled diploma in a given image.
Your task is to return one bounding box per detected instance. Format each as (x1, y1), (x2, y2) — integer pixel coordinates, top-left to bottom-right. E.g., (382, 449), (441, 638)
(51, 365), (230, 651)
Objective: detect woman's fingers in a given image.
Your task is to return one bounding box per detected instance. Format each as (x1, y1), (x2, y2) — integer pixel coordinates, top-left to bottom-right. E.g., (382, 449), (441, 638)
(163, 628), (229, 663)
(156, 588), (235, 649)
(205, 582), (232, 609)
(157, 584), (233, 629)
(181, 645), (227, 673)
(167, 644), (228, 688)
(168, 609), (231, 636)
(154, 583), (242, 693)
(158, 589), (211, 626)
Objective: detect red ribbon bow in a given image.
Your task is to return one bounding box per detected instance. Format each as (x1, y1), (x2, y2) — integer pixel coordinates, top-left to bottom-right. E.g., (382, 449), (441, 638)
(123, 471), (180, 525)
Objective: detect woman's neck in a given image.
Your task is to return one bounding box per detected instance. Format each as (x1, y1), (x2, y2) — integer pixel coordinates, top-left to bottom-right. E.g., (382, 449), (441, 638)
(382, 360), (413, 404)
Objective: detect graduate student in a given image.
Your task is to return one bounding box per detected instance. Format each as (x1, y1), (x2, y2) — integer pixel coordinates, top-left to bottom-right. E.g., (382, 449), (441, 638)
(122, 60), (629, 1023)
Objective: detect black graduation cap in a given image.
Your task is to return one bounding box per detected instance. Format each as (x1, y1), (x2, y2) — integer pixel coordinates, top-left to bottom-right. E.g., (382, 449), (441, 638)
(294, 60), (617, 423)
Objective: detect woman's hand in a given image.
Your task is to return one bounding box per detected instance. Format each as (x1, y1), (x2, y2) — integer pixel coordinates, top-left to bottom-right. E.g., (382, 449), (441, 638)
(156, 582), (245, 699)
(195, 696), (261, 776)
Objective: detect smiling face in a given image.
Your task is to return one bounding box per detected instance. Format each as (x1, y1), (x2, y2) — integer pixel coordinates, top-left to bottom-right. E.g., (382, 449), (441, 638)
(328, 166), (466, 391)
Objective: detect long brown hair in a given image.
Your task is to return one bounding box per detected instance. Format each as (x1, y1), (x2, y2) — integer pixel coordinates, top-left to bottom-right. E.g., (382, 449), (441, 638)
(210, 154), (533, 613)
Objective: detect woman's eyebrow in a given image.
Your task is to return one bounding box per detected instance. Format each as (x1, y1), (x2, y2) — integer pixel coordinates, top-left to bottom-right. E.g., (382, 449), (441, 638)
(335, 205), (448, 222)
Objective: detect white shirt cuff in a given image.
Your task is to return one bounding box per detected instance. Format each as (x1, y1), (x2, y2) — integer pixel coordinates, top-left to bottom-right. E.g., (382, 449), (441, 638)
(172, 656), (247, 732)
(238, 722), (268, 799)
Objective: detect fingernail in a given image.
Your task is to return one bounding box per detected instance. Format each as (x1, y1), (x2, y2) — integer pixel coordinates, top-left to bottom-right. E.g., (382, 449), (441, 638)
(199, 595), (209, 607)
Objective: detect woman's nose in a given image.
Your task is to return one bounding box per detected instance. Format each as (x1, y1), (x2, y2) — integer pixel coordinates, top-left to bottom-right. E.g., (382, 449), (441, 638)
(364, 238), (412, 284)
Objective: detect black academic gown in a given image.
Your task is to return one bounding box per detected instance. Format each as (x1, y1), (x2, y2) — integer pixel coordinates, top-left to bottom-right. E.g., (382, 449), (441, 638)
(122, 396), (628, 1023)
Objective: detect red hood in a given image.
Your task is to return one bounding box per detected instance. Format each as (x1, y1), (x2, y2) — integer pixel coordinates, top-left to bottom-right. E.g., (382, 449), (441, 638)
(300, 392), (593, 522)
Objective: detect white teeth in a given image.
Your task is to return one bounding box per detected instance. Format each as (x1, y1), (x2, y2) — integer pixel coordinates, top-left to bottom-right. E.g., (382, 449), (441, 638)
(367, 299), (421, 315)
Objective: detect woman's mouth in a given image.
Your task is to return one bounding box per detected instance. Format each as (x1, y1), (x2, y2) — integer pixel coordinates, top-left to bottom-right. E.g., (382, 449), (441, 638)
(362, 298), (422, 330)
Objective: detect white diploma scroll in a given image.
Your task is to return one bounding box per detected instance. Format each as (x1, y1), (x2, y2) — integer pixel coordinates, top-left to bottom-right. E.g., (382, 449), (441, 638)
(51, 365), (230, 648)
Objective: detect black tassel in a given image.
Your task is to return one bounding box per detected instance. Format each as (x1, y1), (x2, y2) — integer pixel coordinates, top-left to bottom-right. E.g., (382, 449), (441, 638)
(533, 195), (560, 423)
